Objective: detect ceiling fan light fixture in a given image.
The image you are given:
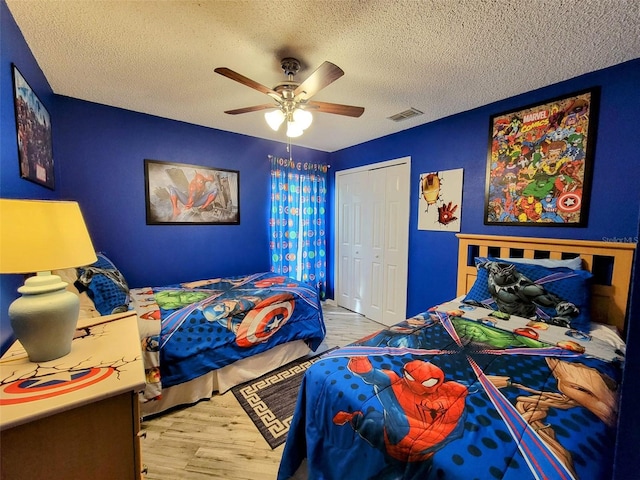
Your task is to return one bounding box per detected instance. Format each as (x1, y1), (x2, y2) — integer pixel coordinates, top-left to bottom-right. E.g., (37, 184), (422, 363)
(265, 109), (285, 131)
(286, 121), (304, 138)
(217, 58), (362, 138)
(293, 108), (313, 130)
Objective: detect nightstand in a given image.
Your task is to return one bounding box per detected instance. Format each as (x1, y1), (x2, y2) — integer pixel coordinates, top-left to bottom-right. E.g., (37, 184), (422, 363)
(0, 312), (146, 480)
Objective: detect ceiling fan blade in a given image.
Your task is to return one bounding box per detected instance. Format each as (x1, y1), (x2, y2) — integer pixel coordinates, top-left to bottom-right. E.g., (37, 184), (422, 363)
(223, 104), (277, 115)
(307, 101), (364, 118)
(215, 67), (280, 99)
(294, 62), (344, 100)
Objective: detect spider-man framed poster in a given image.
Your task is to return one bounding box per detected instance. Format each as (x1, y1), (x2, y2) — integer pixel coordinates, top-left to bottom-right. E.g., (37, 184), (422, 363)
(144, 159), (240, 225)
(484, 88), (599, 227)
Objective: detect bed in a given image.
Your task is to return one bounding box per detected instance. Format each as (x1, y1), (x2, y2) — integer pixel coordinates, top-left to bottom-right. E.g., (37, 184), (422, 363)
(278, 234), (635, 480)
(59, 259), (326, 418)
(131, 271), (325, 417)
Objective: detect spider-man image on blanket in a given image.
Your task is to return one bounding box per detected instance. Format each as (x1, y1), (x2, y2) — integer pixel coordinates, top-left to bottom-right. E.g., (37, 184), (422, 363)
(333, 356), (468, 479)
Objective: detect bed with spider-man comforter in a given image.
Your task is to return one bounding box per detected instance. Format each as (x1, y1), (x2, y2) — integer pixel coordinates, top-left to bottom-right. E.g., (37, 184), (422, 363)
(278, 299), (623, 480)
(129, 272), (325, 416)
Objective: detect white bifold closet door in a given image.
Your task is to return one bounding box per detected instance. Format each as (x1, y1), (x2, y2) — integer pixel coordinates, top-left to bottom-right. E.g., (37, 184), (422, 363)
(336, 158), (410, 326)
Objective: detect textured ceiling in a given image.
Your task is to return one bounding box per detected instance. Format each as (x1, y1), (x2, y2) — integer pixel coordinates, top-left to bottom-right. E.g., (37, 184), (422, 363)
(6, 0), (640, 152)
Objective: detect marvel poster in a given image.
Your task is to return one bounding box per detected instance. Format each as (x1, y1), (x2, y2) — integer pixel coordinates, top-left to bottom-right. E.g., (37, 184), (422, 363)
(484, 89), (598, 226)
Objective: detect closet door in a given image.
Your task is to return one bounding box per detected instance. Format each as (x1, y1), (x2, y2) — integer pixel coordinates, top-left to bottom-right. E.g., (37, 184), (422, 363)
(367, 167), (386, 323)
(378, 163), (410, 326)
(337, 170), (370, 315)
(336, 159), (410, 326)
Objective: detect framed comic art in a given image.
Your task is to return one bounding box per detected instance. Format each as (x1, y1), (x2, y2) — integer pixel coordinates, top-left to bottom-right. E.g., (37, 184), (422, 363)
(12, 64), (55, 189)
(144, 159), (240, 225)
(484, 88), (599, 226)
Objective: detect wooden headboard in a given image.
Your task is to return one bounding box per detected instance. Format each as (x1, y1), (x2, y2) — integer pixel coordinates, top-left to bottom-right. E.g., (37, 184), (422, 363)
(456, 234), (636, 334)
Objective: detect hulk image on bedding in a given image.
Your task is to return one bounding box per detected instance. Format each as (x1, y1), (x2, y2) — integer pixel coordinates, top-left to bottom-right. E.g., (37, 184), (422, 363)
(154, 290), (213, 310)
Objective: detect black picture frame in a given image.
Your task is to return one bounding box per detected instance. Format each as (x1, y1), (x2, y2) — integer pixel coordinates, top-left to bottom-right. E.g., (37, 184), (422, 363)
(12, 64), (55, 190)
(484, 88), (599, 227)
(144, 159), (240, 225)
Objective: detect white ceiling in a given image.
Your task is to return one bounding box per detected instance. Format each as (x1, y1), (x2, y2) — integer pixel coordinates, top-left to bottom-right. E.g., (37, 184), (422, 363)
(7, 0), (640, 153)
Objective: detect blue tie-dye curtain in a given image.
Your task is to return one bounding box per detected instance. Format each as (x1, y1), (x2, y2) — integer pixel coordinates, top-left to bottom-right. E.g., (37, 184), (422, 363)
(269, 155), (327, 299)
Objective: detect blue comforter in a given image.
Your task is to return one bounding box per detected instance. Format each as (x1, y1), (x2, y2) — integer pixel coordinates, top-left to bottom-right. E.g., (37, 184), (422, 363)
(278, 300), (621, 480)
(131, 272), (325, 402)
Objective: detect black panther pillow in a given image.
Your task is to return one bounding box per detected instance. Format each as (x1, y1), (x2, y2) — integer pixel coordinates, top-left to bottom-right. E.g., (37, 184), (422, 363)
(462, 257), (593, 332)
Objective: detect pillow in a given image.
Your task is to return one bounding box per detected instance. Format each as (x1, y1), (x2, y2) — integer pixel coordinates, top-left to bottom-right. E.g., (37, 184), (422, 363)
(590, 322), (625, 352)
(75, 253), (130, 315)
(463, 257), (592, 332)
(498, 256), (582, 270)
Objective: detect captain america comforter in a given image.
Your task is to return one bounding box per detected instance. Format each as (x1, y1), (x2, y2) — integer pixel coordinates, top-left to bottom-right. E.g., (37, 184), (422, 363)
(130, 272), (325, 404)
(278, 299), (622, 480)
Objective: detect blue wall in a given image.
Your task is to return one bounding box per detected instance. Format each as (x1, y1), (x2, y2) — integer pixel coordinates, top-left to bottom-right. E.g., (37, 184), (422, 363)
(0, 1), (60, 352)
(329, 60), (640, 317)
(0, 0), (328, 348)
(53, 97), (328, 288)
(615, 212), (640, 478)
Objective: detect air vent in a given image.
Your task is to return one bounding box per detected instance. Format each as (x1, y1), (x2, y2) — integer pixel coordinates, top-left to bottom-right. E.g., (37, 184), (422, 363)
(388, 108), (424, 122)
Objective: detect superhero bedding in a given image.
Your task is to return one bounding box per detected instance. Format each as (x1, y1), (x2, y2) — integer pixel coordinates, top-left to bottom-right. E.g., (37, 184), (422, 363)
(129, 271), (325, 408)
(278, 261), (624, 480)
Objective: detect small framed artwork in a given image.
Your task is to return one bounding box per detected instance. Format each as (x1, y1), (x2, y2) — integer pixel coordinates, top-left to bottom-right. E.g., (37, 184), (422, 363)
(144, 159), (240, 225)
(12, 64), (55, 189)
(484, 88), (599, 227)
(418, 168), (464, 232)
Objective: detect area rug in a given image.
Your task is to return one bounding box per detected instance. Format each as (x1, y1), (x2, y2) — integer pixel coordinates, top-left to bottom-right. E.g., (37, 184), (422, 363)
(231, 346), (339, 449)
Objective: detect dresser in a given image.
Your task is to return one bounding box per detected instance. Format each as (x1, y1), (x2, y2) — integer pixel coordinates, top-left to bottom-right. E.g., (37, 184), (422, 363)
(0, 312), (146, 480)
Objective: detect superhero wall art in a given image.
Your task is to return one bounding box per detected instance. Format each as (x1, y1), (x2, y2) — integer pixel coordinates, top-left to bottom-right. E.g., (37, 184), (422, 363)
(418, 168), (463, 232)
(144, 159), (240, 225)
(484, 88), (599, 227)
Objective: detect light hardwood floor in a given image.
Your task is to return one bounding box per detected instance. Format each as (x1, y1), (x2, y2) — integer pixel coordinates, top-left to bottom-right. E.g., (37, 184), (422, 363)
(141, 303), (384, 480)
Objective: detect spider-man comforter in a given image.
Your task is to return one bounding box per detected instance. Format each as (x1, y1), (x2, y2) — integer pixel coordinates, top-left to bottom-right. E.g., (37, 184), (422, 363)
(278, 299), (622, 480)
(130, 272), (325, 403)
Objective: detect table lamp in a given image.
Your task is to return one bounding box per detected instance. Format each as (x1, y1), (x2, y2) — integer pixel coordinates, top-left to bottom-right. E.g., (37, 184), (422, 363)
(0, 199), (97, 362)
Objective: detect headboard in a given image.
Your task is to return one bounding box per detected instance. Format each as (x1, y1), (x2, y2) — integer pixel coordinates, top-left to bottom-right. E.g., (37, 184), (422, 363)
(456, 234), (636, 335)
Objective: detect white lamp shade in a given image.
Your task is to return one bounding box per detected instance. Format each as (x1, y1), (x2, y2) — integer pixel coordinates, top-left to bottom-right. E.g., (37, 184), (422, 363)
(0, 199), (97, 274)
(293, 108), (313, 130)
(265, 109), (285, 131)
(286, 121), (304, 138)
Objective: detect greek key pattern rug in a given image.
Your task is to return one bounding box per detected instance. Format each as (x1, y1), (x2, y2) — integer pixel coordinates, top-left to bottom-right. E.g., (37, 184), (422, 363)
(231, 347), (339, 449)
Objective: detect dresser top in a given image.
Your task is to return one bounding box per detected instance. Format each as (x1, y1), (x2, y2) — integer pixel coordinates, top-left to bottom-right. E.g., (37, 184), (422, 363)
(0, 312), (145, 430)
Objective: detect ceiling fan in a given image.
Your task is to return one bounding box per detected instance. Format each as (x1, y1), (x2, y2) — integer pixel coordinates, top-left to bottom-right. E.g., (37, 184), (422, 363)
(214, 58), (364, 137)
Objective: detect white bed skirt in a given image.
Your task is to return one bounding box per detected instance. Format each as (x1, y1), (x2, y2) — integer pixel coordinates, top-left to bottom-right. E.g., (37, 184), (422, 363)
(140, 339), (312, 418)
